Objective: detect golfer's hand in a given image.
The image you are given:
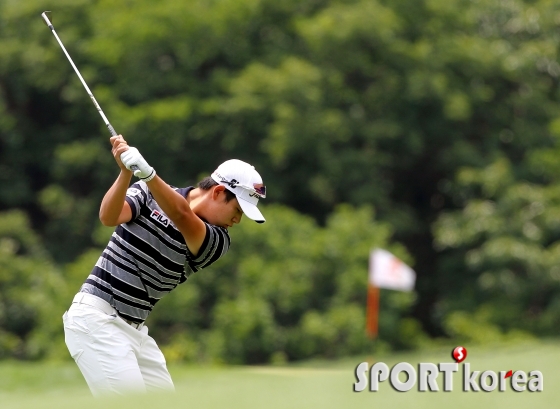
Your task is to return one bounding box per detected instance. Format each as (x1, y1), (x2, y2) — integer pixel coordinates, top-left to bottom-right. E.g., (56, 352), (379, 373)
(110, 135), (131, 172)
(120, 147), (156, 182)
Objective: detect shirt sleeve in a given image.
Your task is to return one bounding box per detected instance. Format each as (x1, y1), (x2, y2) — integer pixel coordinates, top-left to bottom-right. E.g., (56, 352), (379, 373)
(185, 223), (230, 277)
(124, 181), (149, 220)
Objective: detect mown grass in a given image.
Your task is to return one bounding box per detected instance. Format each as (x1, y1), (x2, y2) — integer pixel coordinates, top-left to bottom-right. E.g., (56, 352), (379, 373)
(0, 340), (557, 409)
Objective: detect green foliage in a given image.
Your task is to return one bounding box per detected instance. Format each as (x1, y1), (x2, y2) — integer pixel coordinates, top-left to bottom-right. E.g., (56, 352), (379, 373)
(2, 0), (560, 363)
(0, 211), (67, 359)
(434, 156), (560, 337)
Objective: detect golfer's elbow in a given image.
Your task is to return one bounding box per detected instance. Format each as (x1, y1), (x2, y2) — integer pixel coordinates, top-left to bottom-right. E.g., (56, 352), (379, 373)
(99, 212), (118, 227)
(99, 206), (124, 226)
(99, 202), (132, 227)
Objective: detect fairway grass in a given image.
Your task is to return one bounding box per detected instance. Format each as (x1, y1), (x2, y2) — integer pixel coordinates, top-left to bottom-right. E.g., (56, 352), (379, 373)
(0, 340), (557, 409)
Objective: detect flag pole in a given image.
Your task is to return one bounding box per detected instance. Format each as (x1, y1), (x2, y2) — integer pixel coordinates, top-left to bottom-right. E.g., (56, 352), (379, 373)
(366, 284), (379, 338)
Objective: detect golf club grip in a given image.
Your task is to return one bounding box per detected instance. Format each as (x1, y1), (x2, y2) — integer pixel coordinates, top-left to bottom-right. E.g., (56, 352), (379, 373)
(107, 123), (117, 137)
(107, 124), (139, 172)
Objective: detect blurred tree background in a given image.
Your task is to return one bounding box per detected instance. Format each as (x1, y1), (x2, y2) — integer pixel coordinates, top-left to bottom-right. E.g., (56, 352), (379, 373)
(1, 0), (559, 363)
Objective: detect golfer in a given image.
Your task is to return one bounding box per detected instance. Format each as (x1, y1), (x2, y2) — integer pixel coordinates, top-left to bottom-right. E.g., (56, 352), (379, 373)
(63, 135), (266, 396)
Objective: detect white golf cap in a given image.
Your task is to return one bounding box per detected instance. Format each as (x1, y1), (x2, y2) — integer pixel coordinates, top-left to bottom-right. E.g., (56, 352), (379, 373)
(211, 159), (266, 223)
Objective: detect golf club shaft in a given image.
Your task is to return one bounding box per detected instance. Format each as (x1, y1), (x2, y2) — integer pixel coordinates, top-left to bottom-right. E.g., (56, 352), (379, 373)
(41, 12), (117, 137)
(41, 12), (140, 173)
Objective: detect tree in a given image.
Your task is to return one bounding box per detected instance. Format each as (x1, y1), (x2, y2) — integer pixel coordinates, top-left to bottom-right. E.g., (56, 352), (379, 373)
(0, 211), (67, 359)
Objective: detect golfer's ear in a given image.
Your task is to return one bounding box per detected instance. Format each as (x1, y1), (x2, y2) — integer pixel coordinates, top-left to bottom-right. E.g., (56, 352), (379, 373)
(212, 184), (226, 200)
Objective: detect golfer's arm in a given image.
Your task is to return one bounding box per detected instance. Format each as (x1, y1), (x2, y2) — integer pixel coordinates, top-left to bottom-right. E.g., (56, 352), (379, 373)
(99, 170), (133, 226)
(145, 176), (206, 255)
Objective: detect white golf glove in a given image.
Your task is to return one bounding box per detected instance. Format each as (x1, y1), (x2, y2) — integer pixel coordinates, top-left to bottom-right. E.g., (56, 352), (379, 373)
(120, 147), (156, 182)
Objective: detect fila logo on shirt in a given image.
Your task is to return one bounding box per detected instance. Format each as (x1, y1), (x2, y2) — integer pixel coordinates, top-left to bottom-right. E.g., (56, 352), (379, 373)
(150, 209), (170, 227)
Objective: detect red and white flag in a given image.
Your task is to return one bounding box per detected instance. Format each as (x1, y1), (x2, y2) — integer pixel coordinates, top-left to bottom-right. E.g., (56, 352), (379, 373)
(369, 248), (416, 291)
(366, 249), (416, 338)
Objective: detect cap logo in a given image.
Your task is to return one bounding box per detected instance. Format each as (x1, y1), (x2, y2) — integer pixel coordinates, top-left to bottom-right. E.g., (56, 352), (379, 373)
(212, 170), (266, 198)
(226, 178), (239, 189)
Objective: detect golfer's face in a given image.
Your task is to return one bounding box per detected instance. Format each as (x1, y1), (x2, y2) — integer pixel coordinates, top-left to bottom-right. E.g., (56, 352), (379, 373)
(214, 195), (243, 229)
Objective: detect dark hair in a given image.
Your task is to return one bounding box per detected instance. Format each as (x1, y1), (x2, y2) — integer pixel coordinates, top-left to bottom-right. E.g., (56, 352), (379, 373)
(198, 176), (236, 202)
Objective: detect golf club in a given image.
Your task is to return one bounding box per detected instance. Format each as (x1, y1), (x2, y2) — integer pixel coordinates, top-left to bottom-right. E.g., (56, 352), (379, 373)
(41, 11), (139, 171)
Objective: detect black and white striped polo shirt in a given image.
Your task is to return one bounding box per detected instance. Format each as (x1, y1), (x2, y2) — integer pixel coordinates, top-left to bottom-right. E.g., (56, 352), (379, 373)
(79, 181), (230, 323)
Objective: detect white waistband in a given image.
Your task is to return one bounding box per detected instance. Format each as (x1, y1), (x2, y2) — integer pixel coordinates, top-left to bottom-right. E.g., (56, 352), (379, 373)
(72, 293), (114, 315)
(71, 293), (144, 330)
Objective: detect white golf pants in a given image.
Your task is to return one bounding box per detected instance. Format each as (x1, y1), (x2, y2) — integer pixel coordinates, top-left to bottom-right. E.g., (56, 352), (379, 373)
(63, 293), (174, 397)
